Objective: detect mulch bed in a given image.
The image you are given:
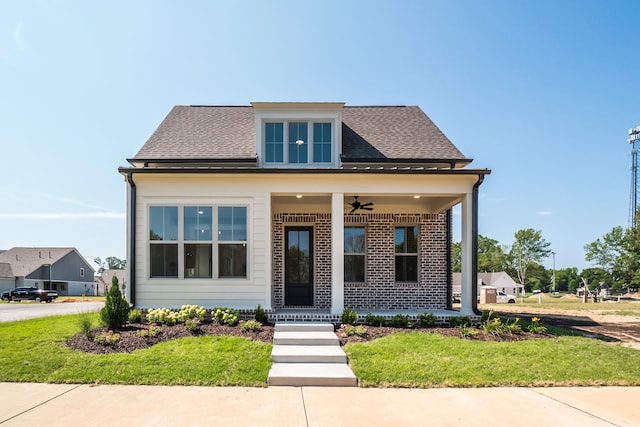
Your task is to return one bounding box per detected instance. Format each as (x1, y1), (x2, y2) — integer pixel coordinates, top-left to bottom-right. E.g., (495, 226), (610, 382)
(67, 323), (550, 355)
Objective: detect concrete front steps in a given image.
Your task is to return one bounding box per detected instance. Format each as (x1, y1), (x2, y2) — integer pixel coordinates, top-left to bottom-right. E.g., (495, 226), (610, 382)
(268, 323), (357, 387)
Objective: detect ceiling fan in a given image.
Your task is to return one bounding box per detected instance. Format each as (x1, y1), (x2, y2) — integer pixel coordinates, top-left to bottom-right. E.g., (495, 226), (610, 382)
(348, 196), (374, 214)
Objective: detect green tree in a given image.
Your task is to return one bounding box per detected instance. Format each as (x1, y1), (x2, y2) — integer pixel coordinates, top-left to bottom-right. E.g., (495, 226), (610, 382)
(584, 226), (624, 276)
(554, 267), (580, 292)
(580, 267), (611, 291)
(451, 235), (507, 273)
(94, 256), (127, 274)
(508, 228), (552, 288)
(99, 276), (130, 330)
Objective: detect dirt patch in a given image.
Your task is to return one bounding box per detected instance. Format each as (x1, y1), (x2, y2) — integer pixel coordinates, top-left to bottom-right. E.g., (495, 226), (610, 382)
(489, 305), (640, 350)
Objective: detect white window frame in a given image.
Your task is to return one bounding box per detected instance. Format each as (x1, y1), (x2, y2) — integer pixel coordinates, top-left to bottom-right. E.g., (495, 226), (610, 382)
(344, 226), (366, 283)
(394, 224), (419, 283)
(254, 106), (342, 168)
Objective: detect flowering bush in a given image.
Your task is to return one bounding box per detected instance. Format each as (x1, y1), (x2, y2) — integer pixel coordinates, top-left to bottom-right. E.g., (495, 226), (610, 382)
(94, 330), (121, 345)
(527, 317), (547, 334)
(240, 319), (262, 332)
(211, 308), (239, 326)
(137, 324), (162, 338)
(128, 309), (142, 323)
(184, 317), (201, 332)
(177, 305), (206, 323)
(146, 308), (180, 325)
(458, 324), (478, 338)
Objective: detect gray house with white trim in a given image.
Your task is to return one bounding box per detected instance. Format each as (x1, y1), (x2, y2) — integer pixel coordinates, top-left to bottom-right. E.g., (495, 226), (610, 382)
(119, 102), (490, 320)
(0, 247), (95, 295)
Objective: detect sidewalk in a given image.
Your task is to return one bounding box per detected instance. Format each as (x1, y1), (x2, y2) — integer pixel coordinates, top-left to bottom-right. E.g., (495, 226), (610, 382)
(0, 383), (636, 426)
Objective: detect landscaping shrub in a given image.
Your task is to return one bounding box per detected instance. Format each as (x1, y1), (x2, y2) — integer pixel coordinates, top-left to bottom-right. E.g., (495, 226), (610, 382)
(212, 308), (239, 326)
(137, 324), (162, 338)
(503, 318), (522, 334)
(146, 308), (180, 325)
(417, 312), (436, 327)
(481, 309), (497, 323)
(94, 330), (121, 345)
(388, 314), (413, 328)
(254, 304), (268, 324)
(344, 324), (367, 337)
(99, 278), (130, 330)
(240, 319), (262, 332)
(448, 316), (471, 327)
(128, 309), (142, 324)
(184, 317), (201, 333)
(364, 313), (386, 327)
(341, 307), (358, 325)
(177, 305), (206, 323)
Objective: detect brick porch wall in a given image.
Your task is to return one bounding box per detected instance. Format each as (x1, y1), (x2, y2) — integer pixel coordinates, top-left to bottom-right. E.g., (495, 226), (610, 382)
(272, 211), (449, 310)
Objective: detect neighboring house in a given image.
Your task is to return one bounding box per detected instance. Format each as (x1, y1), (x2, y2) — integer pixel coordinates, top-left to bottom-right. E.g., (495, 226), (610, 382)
(0, 248), (95, 296)
(94, 269), (127, 296)
(452, 272), (524, 298)
(119, 102), (490, 319)
(0, 262), (15, 293)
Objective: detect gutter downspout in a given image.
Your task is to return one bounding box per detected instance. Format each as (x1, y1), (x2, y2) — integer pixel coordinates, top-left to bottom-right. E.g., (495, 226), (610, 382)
(125, 172), (136, 307)
(471, 174), (485, 315)
(446, 208), (452, 310)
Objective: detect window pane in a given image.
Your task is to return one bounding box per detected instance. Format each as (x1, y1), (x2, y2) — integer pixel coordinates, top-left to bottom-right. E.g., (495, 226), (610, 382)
(184, 244), (212, 278)
(219, 244), (247, 277)
(265, 122), (283, 163)
(288, 122), (308, 163)
(395, 256), (418, 282)
(344, 227), (365, 253)
(406, 226), (418, 252)
(395, 226), (418, 253)
(345, 254), (365, 282)
(218, 207), (247, 241)
(394, 227), (405, 253)
(184, 207), (212, 241)
(150, 206), (178, 241)
(150, 244), (178, 277)
(313, 123), (331, 163)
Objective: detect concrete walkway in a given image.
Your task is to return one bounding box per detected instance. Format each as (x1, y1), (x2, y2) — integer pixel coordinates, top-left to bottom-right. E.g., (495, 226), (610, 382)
(0, 383), (637, 426)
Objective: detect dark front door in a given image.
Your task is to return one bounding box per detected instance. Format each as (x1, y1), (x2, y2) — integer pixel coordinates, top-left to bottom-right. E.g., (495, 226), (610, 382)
(285, 227), (314, 306)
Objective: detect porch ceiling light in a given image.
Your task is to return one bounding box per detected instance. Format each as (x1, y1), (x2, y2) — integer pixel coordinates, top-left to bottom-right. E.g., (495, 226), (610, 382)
(413, 195), (421, 199)
(296, 194), (303, 199)
(295, 139), (305, 145)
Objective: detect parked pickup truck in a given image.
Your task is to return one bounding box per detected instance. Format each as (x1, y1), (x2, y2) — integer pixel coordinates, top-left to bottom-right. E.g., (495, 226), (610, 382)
(496, 291), (517, 304)
(1, 287), (58, 303)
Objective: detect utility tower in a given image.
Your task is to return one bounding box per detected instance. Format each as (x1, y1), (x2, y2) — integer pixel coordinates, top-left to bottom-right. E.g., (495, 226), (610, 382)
(629, 126), (640, 227)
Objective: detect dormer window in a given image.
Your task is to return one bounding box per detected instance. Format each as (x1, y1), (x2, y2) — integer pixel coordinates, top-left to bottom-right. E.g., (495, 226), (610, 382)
(253, 102), (343, 168)
(264, 121), (333, 165)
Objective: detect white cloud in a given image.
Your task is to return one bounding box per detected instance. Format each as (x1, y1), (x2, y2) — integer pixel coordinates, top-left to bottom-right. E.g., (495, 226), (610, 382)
(0, 212), (125, 220)
(537, 211), (553, 216)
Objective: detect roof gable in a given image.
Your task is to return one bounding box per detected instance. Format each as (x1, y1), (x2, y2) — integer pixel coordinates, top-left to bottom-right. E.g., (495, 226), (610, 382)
(0, 247), (86, 277)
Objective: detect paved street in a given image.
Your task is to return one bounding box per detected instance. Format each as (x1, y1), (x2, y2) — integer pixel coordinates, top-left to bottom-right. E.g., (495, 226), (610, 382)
(0, 301), (104, 322)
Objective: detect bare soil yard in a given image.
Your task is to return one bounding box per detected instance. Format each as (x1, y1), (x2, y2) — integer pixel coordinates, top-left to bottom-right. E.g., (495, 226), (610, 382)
(491, 303), (640, 350)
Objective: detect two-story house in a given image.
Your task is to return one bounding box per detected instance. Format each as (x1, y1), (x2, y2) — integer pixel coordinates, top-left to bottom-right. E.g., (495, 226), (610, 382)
(119, 102), (490, 321)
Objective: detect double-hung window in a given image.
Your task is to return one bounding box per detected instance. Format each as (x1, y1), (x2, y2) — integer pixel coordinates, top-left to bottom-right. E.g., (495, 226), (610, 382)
(344, 227), (366, 282)
(395, 226), (418, 282)
(149, 205), (248, 279)
(218, 207), (247, 278)
(264, 121), (332, 166)
(149, 206), (179, 277)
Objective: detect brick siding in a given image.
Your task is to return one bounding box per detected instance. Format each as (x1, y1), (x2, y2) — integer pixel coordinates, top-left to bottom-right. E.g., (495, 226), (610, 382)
(272, 211), (450, 310)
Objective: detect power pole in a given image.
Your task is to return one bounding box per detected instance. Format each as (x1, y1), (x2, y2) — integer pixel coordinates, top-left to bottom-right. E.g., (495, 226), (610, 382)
(628, 126), (640, 227)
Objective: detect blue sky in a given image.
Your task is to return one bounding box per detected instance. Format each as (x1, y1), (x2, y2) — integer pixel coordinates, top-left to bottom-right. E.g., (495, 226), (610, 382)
(1, 0), (638, 272)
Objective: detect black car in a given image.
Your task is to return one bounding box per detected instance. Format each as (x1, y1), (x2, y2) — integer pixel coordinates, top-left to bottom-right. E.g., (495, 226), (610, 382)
(1, 287), (58, 303)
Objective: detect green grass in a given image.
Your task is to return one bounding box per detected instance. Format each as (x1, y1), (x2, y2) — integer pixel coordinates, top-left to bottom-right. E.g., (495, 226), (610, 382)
(345, 331), (640, 387)
(0, 313), (271, 386)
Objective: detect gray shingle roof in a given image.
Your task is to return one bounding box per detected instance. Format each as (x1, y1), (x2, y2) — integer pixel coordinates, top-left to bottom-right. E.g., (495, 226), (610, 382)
(0, 248), (76, 277)
(130, 104), (469, 164)
(0, 262), (13, 278)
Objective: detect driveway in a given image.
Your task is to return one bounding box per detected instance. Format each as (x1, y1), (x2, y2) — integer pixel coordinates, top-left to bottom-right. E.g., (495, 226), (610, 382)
(0, 301), (104, 323)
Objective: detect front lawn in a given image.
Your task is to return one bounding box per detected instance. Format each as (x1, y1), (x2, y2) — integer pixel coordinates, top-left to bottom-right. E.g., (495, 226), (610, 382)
(345, 331), (640, 387)
(0, 313), (272, 386)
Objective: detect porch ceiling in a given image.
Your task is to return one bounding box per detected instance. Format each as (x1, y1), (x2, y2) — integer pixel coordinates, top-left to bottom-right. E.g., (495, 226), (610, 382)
(271, 194), (463, 214)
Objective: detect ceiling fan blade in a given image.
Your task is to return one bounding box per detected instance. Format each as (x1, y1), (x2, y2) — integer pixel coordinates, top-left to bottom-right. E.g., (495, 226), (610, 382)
(361, 206), (374, 211)
(349, 207), (357, 214)
(361, 202), (374, 207)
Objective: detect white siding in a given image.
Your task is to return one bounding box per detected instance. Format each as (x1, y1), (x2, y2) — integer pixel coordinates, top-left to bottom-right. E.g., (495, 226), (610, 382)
(132, 172), (477, 309)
